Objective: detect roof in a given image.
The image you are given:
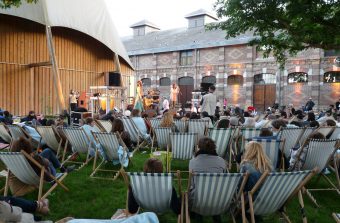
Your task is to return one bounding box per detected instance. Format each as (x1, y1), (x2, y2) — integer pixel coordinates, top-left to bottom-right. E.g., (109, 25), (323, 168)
(122, 26), (254, 56)
(184, 9), (217, 20)
(0, 0), (133, 69)
(130, 19), (160, 30)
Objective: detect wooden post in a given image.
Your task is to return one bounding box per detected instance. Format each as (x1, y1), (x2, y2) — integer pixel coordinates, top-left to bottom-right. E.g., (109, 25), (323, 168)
(30, 67), (34, 111)
(46, 26), (66, 113)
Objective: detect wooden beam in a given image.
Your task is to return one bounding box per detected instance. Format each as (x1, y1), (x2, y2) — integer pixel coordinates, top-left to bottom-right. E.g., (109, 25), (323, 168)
(28, 61), (51, 68)
(114, 53), (122, 86)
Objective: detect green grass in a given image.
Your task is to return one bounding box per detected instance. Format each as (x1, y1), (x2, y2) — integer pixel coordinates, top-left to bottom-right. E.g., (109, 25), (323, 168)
(1, 150), (339, 222)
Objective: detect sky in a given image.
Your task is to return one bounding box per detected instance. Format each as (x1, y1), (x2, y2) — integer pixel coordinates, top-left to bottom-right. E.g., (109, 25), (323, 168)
(105, 0), (216, 37)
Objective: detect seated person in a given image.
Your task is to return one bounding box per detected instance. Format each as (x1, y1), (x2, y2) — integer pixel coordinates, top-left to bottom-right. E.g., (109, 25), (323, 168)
(131, 109), (151, 143)
(271, 119), (287, 136)
(159, 112), (179, 132)
(127, 158), (180, 215)
(111, 119), (133, 152)
(215, 118), (230, 129)
(253, 128), (277, 140)
(20, 110), (38, 123)
(309, 120), (320, 128)
(81, 117), (100, 156)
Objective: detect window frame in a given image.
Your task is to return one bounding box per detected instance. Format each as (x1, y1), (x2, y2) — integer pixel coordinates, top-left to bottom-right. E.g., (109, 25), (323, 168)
(254, 73), (276, 85)
(180, 50), (193, 66)
(323, 71), (340, 83)
(227, 75), (243, 86)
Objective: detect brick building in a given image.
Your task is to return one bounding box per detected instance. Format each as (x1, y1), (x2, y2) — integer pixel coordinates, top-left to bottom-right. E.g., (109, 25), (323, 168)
(122, 9), (340, 111)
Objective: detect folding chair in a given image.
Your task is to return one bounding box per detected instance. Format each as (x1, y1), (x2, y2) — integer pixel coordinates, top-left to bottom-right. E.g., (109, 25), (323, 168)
(185, 172), (248, 223)
(278, 127), (305, 158)
(152, 127), (171, 151)
(96, 120), (112, 133)
(239, 128), (262, 154)
(208, 128), (233, 158)
(188, 120), (209, 141)
(7, 124), (41, 149)
(333, 213), (340, 223)
(299, 127), (316, 145)
(317, 126), (335, 138)
(0, 123), (11, 149)
(167, 133), (197, 172)
(174, 120), (187, 133)
(297, 139), (340, 206)
(246, 169), (317, 223)
(121, 171), (183, 223)
(330, 127), (340, 140)
(149, 118), (162, 131)
(0, 151), (68, 200)
(121, 117), (147, 149)
(61, 127), (93, 169)
(91, 132), (127, 180)
(36, 126), (62, 157)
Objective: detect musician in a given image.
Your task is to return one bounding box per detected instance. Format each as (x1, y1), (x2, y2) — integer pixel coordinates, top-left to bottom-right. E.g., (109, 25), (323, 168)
(162, 96), (170, 111)
(69, 90), (79, 111)
(170, 83), (180, 108)
(134, 80), (144, 111)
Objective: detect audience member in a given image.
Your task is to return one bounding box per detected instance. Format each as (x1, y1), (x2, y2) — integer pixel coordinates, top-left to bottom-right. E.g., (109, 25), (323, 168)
(131, 109), (151, 144)
(111, 119), (133, 151)
(216, 119), (230, 129)
(160, 112), (179, 132)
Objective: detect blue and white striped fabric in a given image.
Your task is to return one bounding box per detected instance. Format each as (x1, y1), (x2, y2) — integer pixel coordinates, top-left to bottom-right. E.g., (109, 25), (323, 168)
(299, 127), (316, 145)
(7, 125), (26, 141)
(240, 128), (262, 153)
(209, 128), (232, 157)
(171, 133), (196, 160)
(62, 128), (90, 154)
(302, 139), (337, 173)
(128, 173), (173, 213)
(36, 126), (60, 153)
(174, 120), (186, 133)
(121, 117), (140, 143)
(0, 124), (11, 143)
(278, 127), (305, 158)
(247, 139), (281, 168)
(97, 120), (112, 133)
(154, 127), (171, 149)
(191, 173), (243, 216)
(329, 127), (340, 140)
(0, 152), (41, 186)
(317, 127), (335, 138)
(92, 132), (120, 161)
(188, 120), (209, 141)
(150, 118), (162, 130)
(252, 171), (311, 215)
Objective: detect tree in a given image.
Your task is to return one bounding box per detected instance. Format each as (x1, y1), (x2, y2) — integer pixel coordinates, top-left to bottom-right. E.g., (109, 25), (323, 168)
(209, 0), (340, 66)
(0, 0), (37, 9)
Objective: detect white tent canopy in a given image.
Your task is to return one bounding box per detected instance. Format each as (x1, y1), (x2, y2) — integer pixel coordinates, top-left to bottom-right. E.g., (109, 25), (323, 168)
(0, 0), (133, 68)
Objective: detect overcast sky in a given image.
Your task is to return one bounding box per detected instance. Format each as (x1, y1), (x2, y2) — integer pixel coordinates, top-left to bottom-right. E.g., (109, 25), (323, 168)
(105, 0), (216, 37)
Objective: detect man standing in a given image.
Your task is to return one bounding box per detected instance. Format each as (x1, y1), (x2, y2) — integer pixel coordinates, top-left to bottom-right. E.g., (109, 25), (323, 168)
(200, 85), (217, 120)
(304, 97), (315, 111)
(335, 98), (340, 111)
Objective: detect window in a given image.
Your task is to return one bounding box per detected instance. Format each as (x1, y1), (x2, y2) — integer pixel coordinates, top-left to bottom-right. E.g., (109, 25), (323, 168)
(288, 72), (308, 84)
(141, 78), (151, 87)
(324, 49), (340, 57)
(254, 73), (276, 85)
(202, 75), (216, 84)
(324, 71), (340, 83)
(160, 77), (171, 86)
(180, 50), (193, 66)
(227, 75), (243, 85)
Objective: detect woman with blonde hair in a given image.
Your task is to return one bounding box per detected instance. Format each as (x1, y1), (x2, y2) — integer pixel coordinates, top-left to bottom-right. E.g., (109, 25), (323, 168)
(159, 112), (179, 132)
(240, 141), (272, 192)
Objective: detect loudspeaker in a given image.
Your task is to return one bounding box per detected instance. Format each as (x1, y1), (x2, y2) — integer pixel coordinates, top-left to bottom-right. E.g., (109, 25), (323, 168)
(105, 72), (121, 86)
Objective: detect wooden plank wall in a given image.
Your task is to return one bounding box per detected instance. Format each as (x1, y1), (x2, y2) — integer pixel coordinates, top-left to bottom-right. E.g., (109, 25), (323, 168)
(0, 15), (134, 115)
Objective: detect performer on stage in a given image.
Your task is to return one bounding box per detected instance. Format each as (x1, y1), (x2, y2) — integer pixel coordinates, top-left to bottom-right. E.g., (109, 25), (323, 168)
(134, 80), (144, 111)
(69, 89), (79, 111)
(170, 83), (180, 108)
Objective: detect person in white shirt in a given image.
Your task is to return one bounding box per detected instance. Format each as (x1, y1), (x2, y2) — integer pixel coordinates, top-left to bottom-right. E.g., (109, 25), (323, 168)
(162, 97), (170, 111)
(131, 109), (151, 143)
(200, 85), (217, 118)
(317, 110), (335, 125)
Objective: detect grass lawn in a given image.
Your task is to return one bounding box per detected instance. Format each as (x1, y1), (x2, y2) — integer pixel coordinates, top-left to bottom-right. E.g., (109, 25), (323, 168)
(0, 150), (339, 222)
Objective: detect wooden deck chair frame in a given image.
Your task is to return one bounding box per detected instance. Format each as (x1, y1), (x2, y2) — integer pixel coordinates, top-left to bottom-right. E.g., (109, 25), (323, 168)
(121, 169), (184, 223)
(151, 127), (171, 151)
(185, 171), (249, 223)
(279, 127), (305, 159)
(91, 132), (128, 180)
(299, 127), (316, 146)
(333, 213), (340, 223)
(96, 120), (112, 133)
(121, 117), (148, 150)
(245, 168), (317, 223)
(7, 124), (40, 149)
(0, 123), (12, 150)
(61, 127), (93, 169)
(36, 126), (62, 157)
(229, 127), (241, 170)
(1, 150), (69, 200)
(330, 127), (340, 140)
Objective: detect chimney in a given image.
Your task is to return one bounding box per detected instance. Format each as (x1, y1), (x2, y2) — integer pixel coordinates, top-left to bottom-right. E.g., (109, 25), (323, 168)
(130, 20), (160, 37)
(184, 9), (218, 29)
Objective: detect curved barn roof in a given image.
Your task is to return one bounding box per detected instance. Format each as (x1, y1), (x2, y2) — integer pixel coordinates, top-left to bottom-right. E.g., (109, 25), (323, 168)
(0, 0), (133, 69)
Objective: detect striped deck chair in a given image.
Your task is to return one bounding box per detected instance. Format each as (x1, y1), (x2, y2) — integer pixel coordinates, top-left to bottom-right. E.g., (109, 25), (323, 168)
(208, 128), (233, 158)
(121, 117), (146, 149)
(298, 139), (340, 206)
(239, 128), (262, 153)
(278, 127), (305, 158)
(152, 127), (171, 150)
(299, 127), (316, 145)
(96, 120), (112, 133)
(174, 120), (186, 133)
(317, 126), (335, 138)
(91, 132), (126, 180)
(7, 124), (40, 149)
(121, 171), (183, 222)
(185, 172), (248, 223)
(150, 118), (162, 130)
(0, 151), (68, 200)
(0, 123), (11, 149)
(61, 127), (92, 169)
(330, 127), (340, 140)
(36, 126), (62, 157)
(188, 120), (209, 141)
(246, 170), (316, 223)
(167, 133), (197, 172)
(333, 213), (340, 223)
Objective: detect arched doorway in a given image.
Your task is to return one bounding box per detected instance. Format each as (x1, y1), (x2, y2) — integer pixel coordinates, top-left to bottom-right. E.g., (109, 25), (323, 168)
(253, 73), (276, 111)
(178, 76), (194, 106)
(201, 75), (216, 92)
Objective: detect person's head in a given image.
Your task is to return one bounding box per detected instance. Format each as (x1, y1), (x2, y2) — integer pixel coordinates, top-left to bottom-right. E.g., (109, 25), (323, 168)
(309, 121), (320, 128)
(201, 111), (209, 118)
(242, 141), (272, 172)
(11, 136), (33, 154)
(325, 119), (336, 127)
(3, 111), (10, 117)
(190, 112), (199, 119)
(308, 132), (325, 141)
(160, 112), (174, 127)
(85, 117), (94, 126)
(28, 110), (36, 117)
(243, 111), (250, 117)
(185, 112), (191, 119)
(137, 81), (142, 87)
(307, 112), (315, 121)
(309, 97), (312, 101)
(197, 137), (217, 156)
(143, 158), (163, 173)
(141, 113), (148, 119)
(70, 89), (74, 94)
(271, 119), (287, 131)
(111, 119), (125, 133)
(259, 128), (273, 137)
(217, 119), (230, 129)
(290, 121), (302, 127)
(280, 111), (287, 119)
(172, 83), (176, 88)
(131, 109), (141, 117)
(326, 110), (332, 117)
(46, 119), (55, 126)
(209, 85), (216, 93)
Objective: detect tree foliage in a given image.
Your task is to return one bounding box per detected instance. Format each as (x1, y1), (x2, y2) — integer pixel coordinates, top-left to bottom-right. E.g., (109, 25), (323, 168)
(209, 0), (340, 65)
(0, 0), (37, 9)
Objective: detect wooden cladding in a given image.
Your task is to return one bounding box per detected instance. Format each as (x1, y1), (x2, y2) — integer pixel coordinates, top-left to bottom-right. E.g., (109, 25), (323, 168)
(0, 14), (134, 115)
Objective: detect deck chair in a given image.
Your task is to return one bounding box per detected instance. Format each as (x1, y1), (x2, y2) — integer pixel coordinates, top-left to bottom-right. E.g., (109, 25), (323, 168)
(91, 132), (127, 180)
(150, 118), (162, 130)
(121, 117), (147, 149)
(7, 124), (40, 149)
(239, 128), (262, 154)
(152, 127), (171, 150)
(208, 128), (233, 158)
(333, 213), (340, 223)
(61, 127), (93, 169)
(297, 139), (339, 206)
(246, 170), (316, 223)
(167, 133), (197, 172)
(299, 127), (316, 145)
(96, 120), (112, 133)
(0, 123), (11, 149)
(36, 126), (62, 157)
(174, 120), (186, 133)
(330, 127), (340, 140)
(278, 127), (305, 158)
(317, 126), (335, 138)
(188, 120), (209, 141)
(185, 172), (248, 223)
(0, 151), (68, 200)
(121, 171), (183, 223)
